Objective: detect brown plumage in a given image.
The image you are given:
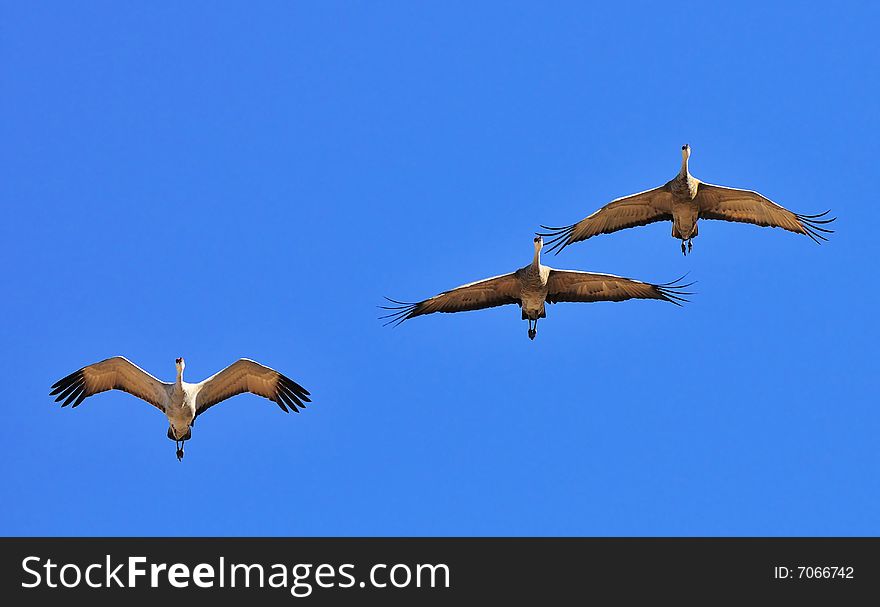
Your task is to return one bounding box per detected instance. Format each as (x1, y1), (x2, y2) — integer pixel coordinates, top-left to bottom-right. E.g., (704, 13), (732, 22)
(50, 357), (170, 411)
(381, 237), (691, 339)
(539, 145), (835, 255)
(194, 359), (310, 417)
(50, 356), (311, 461)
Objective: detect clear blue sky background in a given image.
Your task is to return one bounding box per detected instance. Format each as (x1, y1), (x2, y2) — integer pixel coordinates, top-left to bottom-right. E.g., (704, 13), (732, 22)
(1, 2), (877, 536)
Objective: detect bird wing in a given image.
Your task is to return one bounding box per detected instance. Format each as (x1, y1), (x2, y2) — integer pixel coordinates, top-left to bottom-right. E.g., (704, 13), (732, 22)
(194, 358), (311, 417)
(545, 270), (692, 305)
(380, 272), (522, 326)
(49, 356), (172, 411)
(538, 186), (674, 254)
(695, 182), (835, 243)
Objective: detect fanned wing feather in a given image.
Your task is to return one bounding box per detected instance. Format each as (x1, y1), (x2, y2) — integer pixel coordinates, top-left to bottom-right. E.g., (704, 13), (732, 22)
(194, 359), (311, 417)
(538, 186), (674, 254)
(546, 271), (693, 306)
(696, 182), (835, 243)
(380, 272), (522, 326)
(49, 356), (172, 411)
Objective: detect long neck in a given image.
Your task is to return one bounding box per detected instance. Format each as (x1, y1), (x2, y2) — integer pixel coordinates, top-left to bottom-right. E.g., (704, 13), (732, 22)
(680, 152), (689, 176)
(176, 368), (183, 388)
(532, 246), (541, 268)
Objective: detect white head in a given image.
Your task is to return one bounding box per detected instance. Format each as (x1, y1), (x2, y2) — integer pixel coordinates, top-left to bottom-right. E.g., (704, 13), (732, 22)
(175, 357), (185, 375)
(532, 235), (544, 264)
(533, 235), (543, 252)
(681, 143), (691, 161)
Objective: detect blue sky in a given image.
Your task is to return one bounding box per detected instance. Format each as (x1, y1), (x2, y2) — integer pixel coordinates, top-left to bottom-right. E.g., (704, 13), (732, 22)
(1, 1), (877, 536)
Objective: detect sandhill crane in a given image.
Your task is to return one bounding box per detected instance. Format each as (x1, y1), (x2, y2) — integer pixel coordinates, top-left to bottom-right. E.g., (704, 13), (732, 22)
(381, 236), (691, 339)
(49, 357), (311, 461)
(539, 144), (835, 255)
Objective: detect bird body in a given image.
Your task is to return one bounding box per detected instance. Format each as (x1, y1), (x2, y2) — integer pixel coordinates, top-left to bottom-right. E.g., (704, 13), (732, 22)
(50, 356), (311, 460)
(668, 165), (699, 201)
(166, 376), (196, 440)
(539, 145), (835, 255)
(382, 237), (690, 339)
(516, 247), (552, 321)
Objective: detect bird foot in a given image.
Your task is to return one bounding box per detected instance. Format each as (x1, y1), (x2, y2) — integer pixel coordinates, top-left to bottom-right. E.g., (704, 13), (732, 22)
(528, 328), (536, 340)
(681, 242), (687, 255)
(176, 448), (184, 462)
(687, 240), (693, 253)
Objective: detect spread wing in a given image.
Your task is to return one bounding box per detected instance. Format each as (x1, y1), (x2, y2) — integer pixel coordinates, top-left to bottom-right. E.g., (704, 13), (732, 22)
(194, 359), (311, 418)
(538, 186), (674, 254)
(49, 356), (172, 411)
(380, 272), (522, 326)
(695, 182), (835, 243)
(546, 271), (692, 305)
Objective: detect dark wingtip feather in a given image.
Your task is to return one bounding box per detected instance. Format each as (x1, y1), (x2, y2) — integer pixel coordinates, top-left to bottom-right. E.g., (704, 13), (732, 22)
(53, 378), (82, 402)
(275, 374), (312, 414)
(656, 272), (691, 287)
(72, 391), (88, 408)
(50, 369), (88, 408)
(62, 383), (86, 407)
(798, 209), (835, 220)
(279, 390), (300, 412)
(378, 297), (420, 327)
(49, 369), (83, 395)
(654, 274), (696, 305)
(536, 224), (577, 255)
(279, 374), (310, 401)
(796, 211), (836, 244)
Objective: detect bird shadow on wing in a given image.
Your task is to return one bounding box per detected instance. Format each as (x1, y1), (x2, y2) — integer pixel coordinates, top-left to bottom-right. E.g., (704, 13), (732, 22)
(378, 297), (420, 327)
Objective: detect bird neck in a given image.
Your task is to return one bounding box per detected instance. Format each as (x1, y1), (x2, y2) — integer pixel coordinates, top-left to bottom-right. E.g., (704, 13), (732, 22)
(680, 154), (690, 177)
(175, 370), (184, 388)
(532, 247), (541, 268)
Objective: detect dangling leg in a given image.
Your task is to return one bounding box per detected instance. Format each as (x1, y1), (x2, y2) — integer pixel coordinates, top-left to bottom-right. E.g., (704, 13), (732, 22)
(527, 318), (536, 340)
(681, 240), (687, 256)
(687, 238), (692, 254)
(176, 439), (184, 462)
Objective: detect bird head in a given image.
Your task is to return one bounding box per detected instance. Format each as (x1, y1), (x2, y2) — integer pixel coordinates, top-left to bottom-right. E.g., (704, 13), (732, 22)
(175, 357), (185, 373)
(681, 143), (691, 160)
(533, 235), (543, 251)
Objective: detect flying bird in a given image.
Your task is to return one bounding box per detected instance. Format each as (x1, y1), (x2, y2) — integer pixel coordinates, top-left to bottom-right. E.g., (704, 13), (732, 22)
(381, 236), (691, 340)
(538, 144), (835, 255)
(49, 357), (311, 461)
